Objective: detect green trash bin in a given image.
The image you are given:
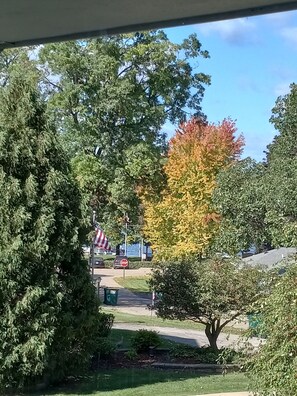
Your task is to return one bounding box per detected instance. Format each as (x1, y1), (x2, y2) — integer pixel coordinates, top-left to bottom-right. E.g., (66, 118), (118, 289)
(104, 288), (119, 306)
(248, 313), (262, 336)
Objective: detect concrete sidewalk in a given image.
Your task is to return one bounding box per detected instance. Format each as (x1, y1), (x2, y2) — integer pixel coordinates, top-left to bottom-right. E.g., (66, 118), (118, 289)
(95, 267), (154, 315)
(197, 393), (250, 396)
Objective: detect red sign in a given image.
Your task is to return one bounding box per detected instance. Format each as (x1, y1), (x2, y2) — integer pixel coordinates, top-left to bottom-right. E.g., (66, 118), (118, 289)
(120, 258), (129, 268)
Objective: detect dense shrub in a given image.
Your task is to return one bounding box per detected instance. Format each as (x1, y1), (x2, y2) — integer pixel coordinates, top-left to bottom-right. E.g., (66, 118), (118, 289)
(124, 349), (138, 361)
(95, 339), (116, 359)
(247, 261), (297, 396)
(96, 312), (114, 338)
(169, 344), (242, 364)
(131, 330), (161, 352)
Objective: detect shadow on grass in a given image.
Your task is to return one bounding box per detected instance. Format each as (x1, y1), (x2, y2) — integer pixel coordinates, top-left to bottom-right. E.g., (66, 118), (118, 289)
(31, 369), (225, 395)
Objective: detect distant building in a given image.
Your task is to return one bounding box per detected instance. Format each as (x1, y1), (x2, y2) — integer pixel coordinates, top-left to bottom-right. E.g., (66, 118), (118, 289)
(243, 247), (296, 268)
(119, 241), (153, 260)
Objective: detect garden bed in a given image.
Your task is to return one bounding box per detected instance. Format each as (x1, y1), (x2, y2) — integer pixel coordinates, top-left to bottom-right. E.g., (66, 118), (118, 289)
(96, 346), (242, 374)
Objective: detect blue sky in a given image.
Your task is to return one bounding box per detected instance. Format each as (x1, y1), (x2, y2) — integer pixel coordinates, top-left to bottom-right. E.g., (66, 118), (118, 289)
(164, 10), (297, 161)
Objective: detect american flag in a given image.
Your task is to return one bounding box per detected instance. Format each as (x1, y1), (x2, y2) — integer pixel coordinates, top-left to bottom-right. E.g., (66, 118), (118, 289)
(94, 225), (111, 251)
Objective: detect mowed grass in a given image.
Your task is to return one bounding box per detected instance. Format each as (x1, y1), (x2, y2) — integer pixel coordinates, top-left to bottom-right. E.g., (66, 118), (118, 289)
(114, 276), (150, 293)
(33, 371), (248, 396)
(103, 308), (245, 336)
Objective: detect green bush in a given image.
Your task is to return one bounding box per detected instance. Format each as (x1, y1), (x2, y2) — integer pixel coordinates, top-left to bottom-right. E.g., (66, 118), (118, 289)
(247, 262), (297, 396)
(131, 329), (161, 352)
(128, 261), (153, 269)
(169, 344), (242, 364)
(169, 344), (217, 363)
(97, 312), (114, 338)
(217, 348), (244, 365)
(96, 338), (116, 359)
(124, 349), (138, 361)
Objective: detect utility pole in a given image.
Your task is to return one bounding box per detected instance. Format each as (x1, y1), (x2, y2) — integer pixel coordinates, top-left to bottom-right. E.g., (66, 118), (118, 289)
(124, 222), (127, 256)
(141, 237), (144, 261)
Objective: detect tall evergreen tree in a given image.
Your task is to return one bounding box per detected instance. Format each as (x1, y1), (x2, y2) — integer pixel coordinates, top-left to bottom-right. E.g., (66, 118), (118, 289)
(0, 54), (99, 389)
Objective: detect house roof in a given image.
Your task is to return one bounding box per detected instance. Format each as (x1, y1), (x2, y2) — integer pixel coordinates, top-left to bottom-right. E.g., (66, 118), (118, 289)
(243, 247), (297, 268)
(1, 1), (297, 50)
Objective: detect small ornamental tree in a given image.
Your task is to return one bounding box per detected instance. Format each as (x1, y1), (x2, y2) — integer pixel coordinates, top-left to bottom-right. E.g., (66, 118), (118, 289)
(150, 259), (266, 350)
(0, 55), (100, 389)
(247, 259), (297, 396)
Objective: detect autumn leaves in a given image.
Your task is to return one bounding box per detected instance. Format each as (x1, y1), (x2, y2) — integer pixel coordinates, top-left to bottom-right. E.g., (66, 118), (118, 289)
(142, 118), (244, 259)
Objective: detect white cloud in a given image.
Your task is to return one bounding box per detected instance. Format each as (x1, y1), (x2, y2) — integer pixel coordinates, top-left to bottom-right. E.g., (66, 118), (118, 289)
(236, 75), (262, 93)
(274, 82), (291, 96)
(262, 11), (295, 27)
(197, 18), (259, 46)
(270, 64), (295, 81)
(280, 27), (297, 46)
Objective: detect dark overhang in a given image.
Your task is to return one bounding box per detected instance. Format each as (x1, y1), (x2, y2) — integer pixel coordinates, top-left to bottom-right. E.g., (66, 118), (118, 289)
(1, 0), (297, 50)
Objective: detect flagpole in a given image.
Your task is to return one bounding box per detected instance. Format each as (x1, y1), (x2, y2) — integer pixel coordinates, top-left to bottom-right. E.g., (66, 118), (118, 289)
(91, 210), (96, 282)
(124, 213), (128, 256)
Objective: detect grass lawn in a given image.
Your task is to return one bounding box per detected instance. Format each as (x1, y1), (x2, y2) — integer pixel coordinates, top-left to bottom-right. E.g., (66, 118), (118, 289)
(103, 308), (245, 336)
(114, 276), (150, 293)
(33, 371), (248, 396)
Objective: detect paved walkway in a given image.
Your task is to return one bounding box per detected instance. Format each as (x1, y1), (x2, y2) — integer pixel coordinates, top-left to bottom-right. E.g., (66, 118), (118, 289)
(198, 393), (250, 396)
(95, 267), (154, 315)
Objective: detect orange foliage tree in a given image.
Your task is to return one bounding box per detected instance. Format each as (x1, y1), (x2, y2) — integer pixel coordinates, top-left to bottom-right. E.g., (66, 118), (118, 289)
(142, 118), (244, 260)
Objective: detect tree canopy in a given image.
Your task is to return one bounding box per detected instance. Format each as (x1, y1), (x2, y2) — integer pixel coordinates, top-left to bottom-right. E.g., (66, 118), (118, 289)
(263, 83), (297, 247)
(212, 158), (268, 255)
(37, 31), (210, 243)
(212, 83), (297, 253)
(142, 118), (243, 259)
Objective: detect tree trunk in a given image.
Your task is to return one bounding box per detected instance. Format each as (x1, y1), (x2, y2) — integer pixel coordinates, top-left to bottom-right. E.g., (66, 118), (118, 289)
(205, 322), (220, 350)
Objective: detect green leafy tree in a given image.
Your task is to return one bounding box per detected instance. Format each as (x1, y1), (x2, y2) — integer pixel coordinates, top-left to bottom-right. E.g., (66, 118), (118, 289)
(0, 54), (100, 389)
(263, 83), (297, 247)
(248, 259), (297, 396)
(212, 84), (297, 253)
(38, 32), (210, 242)
(150, 258), (266, 350)
(212, 158), (269, 255)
